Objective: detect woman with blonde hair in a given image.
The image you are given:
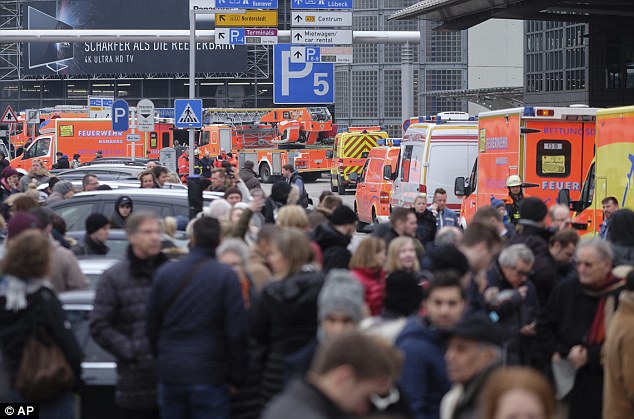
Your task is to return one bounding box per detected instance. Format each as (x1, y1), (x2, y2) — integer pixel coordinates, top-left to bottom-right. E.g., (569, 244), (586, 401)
(349, 236), (387, 316)
(385, 236), (420, 275)
(480, 367), (558, 419)
(276, 205), (309, 230)
(251, 228), (325, 407)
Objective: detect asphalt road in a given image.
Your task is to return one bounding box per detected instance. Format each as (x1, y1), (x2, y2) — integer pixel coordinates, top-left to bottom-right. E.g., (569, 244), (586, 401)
(259, 173), (356, 209)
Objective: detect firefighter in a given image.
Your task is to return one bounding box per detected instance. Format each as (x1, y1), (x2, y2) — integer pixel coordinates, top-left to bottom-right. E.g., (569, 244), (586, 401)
(504, 174), (525, 225)
(226, 152), (238, 167)
(213, 148), (229, 168)
(178, 148), (190, 182)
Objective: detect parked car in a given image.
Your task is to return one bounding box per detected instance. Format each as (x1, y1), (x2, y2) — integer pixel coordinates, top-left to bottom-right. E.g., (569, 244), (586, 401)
(38, 179), (186, 193)
(53, 165), (149, 182)
(77, 256), (120, 288)
(79, 157), (157, 167)
(47, 189), (223, 231)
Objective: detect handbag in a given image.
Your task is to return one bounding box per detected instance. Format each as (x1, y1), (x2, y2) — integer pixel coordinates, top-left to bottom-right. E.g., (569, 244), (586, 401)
(14, 309), (75, 401)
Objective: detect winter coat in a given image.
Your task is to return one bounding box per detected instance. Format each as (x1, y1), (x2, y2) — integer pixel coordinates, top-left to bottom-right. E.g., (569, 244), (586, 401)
(50, 240), (90, 293)
(261, 378), (349, 419)
(89, 246), (168, 409)
(0, 280), (83, 401)
(508, 221), (557, 307)
(612, 244), (634, 266)
(52, 156), (70, 169)
(312, 223), (352, 274)
(45, 191), (66, 205)
(19, 168), (50, 192)
(441, 365), (499, 419)
(434, 207), (458, 230)
(288, 171), (309, 208)
(603, 291), (634, 419)
(396, 317), (451, 419)
(415, 209), (437, 248)
(200, 156), (212, 178)
(240, 167), (261, 190)
(351, 267), (385, 316)
(537, 276), (624, 419)
(71, 235), (109, 257)
(251, 267), (324, 404)
(146, 247), (248, 387)
(485, 263), (538, 365)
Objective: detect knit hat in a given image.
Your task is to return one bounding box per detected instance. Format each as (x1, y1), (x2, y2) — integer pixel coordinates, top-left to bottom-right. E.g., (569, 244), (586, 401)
(115, 195), (133, 208)
(384, 270), (424, 316)
(7, 212), (41, 240)
(85, 213), (110, 235)
(318, 269), (365, 323)
(490, 196), (505, 209)
(425, 244), (470, 276)
(52, 181), (73, 195)
(1, 166), (18, 179)
(330, 204), (358, 226)
(519, 197), (548, 222)
(53, 180), (73, 195)
(445, 312), (502, 347)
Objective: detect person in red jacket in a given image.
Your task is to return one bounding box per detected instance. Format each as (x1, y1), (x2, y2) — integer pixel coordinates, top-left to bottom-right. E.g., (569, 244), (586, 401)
(213, 148), (229, 168)
(349, 236), (387, 316)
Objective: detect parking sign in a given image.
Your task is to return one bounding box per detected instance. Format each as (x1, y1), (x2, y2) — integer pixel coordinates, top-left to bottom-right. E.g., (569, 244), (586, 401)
(273, 44), (334, 104)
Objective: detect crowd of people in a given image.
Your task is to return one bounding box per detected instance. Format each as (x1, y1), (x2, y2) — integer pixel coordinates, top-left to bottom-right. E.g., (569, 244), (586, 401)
(0, 157), (633, 419)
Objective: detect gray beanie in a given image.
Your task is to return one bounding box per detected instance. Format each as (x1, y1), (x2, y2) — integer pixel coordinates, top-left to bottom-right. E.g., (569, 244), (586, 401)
(53, 181), (73, 195)
(318, 269), (365, 323)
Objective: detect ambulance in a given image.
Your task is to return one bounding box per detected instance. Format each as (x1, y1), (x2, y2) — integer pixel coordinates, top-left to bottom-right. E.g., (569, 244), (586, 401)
(354, 139), (400, 229)
(560, 105), (634, 233)
(391, 112), (479, 210)
(330, 127), (389, 195)
(455, 106), (597, 227)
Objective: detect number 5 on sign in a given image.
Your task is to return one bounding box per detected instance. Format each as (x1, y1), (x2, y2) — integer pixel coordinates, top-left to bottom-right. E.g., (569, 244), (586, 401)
(274, 44), (334, 104)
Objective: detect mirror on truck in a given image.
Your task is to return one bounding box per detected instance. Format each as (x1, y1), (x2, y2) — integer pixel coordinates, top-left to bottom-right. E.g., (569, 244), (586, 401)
(558, 189), (571, 208)
(326, 150), (333, 159)
(455, 177), (466, 196)
(383, 165), (392, 180)
(349, 172), (358, 182)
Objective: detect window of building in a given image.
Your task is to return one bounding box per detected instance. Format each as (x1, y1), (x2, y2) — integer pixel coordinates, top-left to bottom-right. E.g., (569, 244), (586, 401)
(384, 19), (419, 64)
(66, 81), (89, 99)
(356, 0), (378, 9)
(426, 22), (462, 63)
(116, 80), (141, 98)
(335, 70), (350, 119)
(41, 80), (63, 99)
(90, 82), (114, 96)
(21, 81), (41, 99)
(351, 70), (378, 118)
(143, 79), (169, 98)
(384, 70), (401, 118)
(354, 15), (378, 63)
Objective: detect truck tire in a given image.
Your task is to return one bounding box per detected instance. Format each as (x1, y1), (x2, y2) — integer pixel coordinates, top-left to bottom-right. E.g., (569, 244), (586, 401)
(330, 175), (337, 192)
(372, 208), (379, 225)
(354, 202), (368, 232)
(337, 175), (346, 195)
(259, 163), (272, 183)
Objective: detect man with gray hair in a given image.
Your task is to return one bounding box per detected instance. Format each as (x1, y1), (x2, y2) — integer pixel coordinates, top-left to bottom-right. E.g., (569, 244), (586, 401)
(538, 237), (625, 419)
(484, 243), (538, 364)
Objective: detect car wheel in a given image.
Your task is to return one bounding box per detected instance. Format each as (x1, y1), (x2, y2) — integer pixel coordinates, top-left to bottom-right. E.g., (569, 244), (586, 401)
(259, 163), (272, 183)
(337, 175), (346, 195)
(372, 208), (379, 225)
(330, 175), (337, 192)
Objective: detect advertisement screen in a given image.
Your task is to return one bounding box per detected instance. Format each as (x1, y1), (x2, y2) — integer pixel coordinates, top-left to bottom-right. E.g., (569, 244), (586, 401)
(23, 0), (248, 75)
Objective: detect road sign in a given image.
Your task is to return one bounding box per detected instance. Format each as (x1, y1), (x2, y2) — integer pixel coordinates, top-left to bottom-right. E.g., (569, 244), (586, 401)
(112, 100), (130, 132)
(216, 0), (278, 9)
(0, 106), (18, 124)
(137, 99), (155, 133)
(291, 11), (352, 27)
(126, 134), (141, 143)
(174, 99), (203, 129)
(215, 28), (278, 45)
(216, 10), (278, 27)
(89, 96), (114, 118)
(160, 147), (177, 173)
(291, 46), (353, 63)
(274, 44), (334, 104)
(26, 109), (40, 124)
(291, 0), (353, 9)
(291, 29), (352, 45)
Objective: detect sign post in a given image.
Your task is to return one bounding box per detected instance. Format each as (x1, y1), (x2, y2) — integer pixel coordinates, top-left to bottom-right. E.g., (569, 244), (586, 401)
(137, 99), (155, 132)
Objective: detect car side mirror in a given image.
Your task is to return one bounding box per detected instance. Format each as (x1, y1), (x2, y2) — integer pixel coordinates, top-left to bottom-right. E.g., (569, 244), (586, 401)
(349, 172), (358, 182)
(455, 177), (466, 196)
(326, 150), (333, 159)
(383, 165), (392, 180)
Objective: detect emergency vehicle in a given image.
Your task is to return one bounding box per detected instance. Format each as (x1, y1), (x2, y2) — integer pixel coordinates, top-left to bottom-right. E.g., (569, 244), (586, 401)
(8, 107), (89, 148)
(10, 118), (176, 172)
(454, 106), (597, 227)
(354, 139), (400, 229)
(391, 112), (479, 210)
(561, 105), (634, 233)
(330, 127), (388, 195)
(198, 107), (334, 182)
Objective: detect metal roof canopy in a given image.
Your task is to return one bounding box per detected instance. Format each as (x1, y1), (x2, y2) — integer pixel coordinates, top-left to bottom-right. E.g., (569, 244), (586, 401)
(388, 0), (634, 30)
(0, 30), (420, 44)
(420, 86), (524, 110)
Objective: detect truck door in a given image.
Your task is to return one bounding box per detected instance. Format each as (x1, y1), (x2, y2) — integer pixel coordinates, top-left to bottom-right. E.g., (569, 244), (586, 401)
(220, 128), (232, 152)
(392, 143), (424, 208)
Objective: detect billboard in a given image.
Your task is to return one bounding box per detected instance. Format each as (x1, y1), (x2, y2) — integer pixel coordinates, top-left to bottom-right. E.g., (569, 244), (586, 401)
(23, 0), (248, 75)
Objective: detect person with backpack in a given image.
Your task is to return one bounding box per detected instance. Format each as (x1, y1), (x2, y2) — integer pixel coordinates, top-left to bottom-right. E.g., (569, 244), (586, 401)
(282, 164), (310, 209)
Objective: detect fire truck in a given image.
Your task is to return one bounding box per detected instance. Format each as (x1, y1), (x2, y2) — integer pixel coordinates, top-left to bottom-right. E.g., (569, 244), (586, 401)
(198, 107), (335, 182)
(7, 106), (89, 149)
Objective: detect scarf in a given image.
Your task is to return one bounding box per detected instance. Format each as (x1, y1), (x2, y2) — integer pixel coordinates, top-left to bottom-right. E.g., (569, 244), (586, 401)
(583, 273), (625, 345)
(0, 275), (50, 311)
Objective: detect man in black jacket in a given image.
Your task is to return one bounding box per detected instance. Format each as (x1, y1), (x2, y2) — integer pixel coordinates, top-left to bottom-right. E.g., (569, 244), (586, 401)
(72, 213), (110, 256)
(312, 204), (358, 274)
(282, 164), (309, 208)
(146, 217), (248, 418)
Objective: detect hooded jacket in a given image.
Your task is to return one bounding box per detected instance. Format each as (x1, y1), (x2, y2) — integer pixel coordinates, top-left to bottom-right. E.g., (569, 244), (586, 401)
(312, 223), (352, 274)
(19, 166), (50, 192)
(110, 196), (134, 229)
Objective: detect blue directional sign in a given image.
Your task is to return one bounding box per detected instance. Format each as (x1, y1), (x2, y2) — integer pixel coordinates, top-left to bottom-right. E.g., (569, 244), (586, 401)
(291, 0), (353, 9)
(156, 108), (175, 119)
(174, 99), (203, 129)
(111, 99), (129, 131)
(305, 47), (321, 62)
(230, 28), (244, 45)
(274, 44), (334, 105)
(216, 0), (278, 9)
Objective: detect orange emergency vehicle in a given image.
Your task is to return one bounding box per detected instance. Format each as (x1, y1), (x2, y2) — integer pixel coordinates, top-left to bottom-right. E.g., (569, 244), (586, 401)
(561, 105), (634, 234)
(354, 140), (400, 228)
(330, 127), (388, 195)
(10, 118), (175, 172)
(455, 106), (597, 227)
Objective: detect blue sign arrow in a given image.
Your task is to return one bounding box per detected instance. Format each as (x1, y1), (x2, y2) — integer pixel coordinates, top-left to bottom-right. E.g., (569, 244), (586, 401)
(111, 99), (129, 131)
(174, 99), (203, 129)
(291, 0), (352, 9)
(217, 0), (278, 9)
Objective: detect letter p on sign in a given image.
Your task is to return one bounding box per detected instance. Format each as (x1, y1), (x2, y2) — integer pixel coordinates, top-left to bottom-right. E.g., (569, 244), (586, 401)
(112, 99), (130, 131)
